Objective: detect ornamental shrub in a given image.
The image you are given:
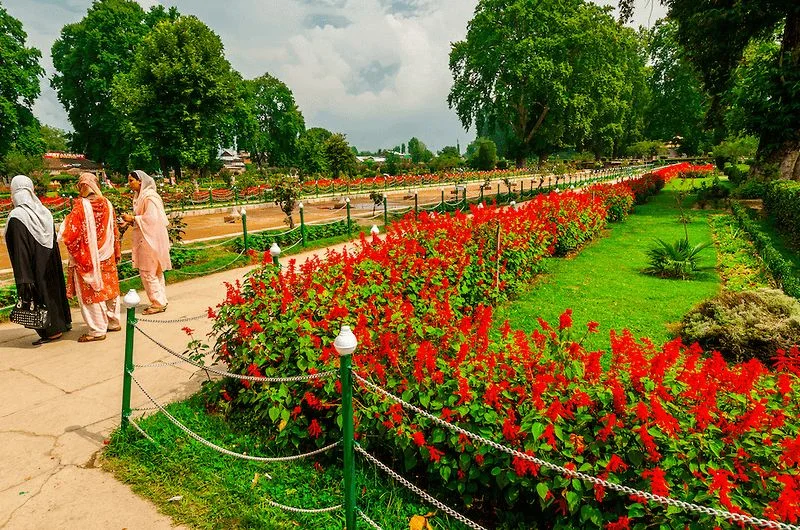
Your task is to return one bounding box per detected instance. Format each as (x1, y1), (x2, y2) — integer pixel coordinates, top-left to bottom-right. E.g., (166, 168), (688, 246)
(764, 180), (800, 247)
(679, 289), (800, 364)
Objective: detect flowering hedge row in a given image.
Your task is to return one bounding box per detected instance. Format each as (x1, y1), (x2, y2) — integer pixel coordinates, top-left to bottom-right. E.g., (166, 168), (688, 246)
(207, 167), (799, 527)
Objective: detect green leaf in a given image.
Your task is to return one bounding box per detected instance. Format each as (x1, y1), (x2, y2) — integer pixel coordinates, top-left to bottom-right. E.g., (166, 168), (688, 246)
(536, 482), (549, 500)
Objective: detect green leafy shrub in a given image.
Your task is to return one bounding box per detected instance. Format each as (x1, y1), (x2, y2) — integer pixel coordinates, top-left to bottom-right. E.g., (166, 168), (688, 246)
(764, 180), (800, 247)
(730, 202), (800, 298)
(679, 288), (800, 363)
(169, 244), (199, 269)
(645, 238), (711, 279)
(695, 176), (730, 209)
(734, 179), (767, 199)
(723, 163), (749, 186)
(236, 220), (350, 253)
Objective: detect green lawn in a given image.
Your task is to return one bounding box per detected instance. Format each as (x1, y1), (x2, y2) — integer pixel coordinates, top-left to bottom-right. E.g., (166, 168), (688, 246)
(753, 213), (800, 275)
(105, 394), (470, 530)
(496, 178), (723, 350)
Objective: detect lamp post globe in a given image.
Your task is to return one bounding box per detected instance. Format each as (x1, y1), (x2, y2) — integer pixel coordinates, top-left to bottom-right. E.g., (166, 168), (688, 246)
(334, 325), (358, 356)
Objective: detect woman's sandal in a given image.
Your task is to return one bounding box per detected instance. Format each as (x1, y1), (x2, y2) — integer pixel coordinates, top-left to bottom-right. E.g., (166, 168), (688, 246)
(32, 333), (63, 346)
(78, 334), (106, 343)
(142, 304), (167, 315)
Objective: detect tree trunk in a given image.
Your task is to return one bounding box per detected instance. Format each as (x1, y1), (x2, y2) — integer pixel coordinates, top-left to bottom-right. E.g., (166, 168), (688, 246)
(754, 9), (800, 180)
(515, 155), (526, 168)
(286, 212), (295, 229)
(158, 156), (169, 179)
(174, 164), (183, 181)
(537, 152), (550, 169)
(755, 138), (800, 180)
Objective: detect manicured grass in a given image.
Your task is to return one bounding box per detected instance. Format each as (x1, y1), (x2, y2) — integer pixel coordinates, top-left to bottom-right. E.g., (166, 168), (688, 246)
(496, 179), (723, 350)
(104, 393), (469, 530)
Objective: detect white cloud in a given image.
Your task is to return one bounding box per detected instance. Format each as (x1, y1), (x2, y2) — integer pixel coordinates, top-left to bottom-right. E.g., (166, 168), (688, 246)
(3, 0), (666, 152)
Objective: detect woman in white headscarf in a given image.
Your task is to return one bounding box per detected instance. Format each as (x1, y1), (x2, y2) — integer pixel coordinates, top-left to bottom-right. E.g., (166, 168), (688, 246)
(120, 170), (171, 314)
(4, 175), (71, 345)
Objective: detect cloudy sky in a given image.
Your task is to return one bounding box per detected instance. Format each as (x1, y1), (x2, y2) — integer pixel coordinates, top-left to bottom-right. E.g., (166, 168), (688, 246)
(4, 0), (665, 153)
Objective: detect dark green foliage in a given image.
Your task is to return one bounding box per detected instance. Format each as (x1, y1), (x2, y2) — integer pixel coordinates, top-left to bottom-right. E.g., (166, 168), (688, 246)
(646, 238), (711, 279)
(168, 213), (186, 244)
(679, 289), (800, 364)
(168, 244), (198, 269)
(235, 221), (350, 253)
(763, 181), (800, 247)
(734, 179), (766, 199)
(723, 163), (750, 186)
(730, 202), (800, 298)
(695, 177), (730, 209)
(467, 137), (497, 171)
(323, 133), (356, 178)
(0, 5), (43, 162)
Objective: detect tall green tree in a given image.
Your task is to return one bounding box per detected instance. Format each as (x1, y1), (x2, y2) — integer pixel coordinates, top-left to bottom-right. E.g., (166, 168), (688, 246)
(237, 74), (305, 169)
(40, 125), (70, 152)
(112, 15), (240, 179)
(0, 5), (43, 162)
(643, 20), (709, 155)
(407, 137), (433, 163)
(297, 127), (332, 176)
(324, 133), (356, 178)
(467, 137), (498, 170)
(51, 0), (177, 171)
(450, 0), (644, 167)
(621, 0), (800, 178)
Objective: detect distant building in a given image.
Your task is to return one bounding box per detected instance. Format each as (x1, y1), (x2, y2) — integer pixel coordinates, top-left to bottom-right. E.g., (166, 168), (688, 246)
(43, 152), (105, 179)
(218, 148), (246, 174)
(356, 156), (386, 163)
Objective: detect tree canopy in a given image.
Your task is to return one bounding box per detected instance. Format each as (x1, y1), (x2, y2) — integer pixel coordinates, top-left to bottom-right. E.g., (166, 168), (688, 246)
(51, 0), (177, 172)
(0, 4), (44, 162)
(297, 127), (333, 176)
(620, 0), (800, 178)
(237, 74), (305, 169)
(449, 0), (647, 166)
(112, 15), (239, 178)
(643, 20), (709, 155)
(324, 133), (356, 178)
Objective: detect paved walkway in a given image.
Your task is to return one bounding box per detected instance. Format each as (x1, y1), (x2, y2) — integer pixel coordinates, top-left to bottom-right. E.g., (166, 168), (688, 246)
(0, 240), (363, 529)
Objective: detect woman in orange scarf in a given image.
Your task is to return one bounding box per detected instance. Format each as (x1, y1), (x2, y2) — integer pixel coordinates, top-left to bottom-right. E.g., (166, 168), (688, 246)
(61, 173), (121, 342)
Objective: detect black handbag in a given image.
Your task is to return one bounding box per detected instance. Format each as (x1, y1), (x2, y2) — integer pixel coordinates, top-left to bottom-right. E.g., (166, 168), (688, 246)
(10, 299), (51, 330)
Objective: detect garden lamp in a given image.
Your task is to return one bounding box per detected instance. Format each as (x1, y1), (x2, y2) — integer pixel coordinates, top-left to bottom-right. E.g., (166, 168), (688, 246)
(370, 225), (380, 235)
(334, 325), (358, 356)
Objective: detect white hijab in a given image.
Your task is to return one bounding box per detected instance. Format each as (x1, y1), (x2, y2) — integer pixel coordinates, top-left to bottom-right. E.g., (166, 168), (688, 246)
(132, 170), (168, 224)
(4, 175), (55, 249)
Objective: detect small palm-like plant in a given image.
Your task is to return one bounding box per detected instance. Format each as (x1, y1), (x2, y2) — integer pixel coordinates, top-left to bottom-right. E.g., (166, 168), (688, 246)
(646, 238), (711, 279)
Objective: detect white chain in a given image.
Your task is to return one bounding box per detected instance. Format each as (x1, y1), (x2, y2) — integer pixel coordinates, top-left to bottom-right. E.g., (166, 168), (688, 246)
(355, 445), (487, 530)
(353, 373), (799, 530)
(134, 324), (337, 383)
(136, 312), (207, 324)
(134, 359), (186, 368)
(358, 509), (383, 530)
(129, 418), (157, 444)
(263, 498), (341, 514)
(187, 236), (240, 251)
(130, 374), (339, 465)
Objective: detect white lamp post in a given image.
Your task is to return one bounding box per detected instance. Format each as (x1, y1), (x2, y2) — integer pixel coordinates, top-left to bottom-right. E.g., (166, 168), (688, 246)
(370, 225), (380, 236)
(269, 242), (281, 267)
(334, 325), (358, 357)
(123, 289), (141, 308)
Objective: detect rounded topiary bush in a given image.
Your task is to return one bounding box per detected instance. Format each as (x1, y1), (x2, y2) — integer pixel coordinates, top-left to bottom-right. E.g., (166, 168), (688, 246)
(679, 288), (800, 363)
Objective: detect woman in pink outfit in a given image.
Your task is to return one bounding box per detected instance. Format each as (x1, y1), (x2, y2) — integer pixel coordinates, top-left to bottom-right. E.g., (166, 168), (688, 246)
(120, 170), (172, 315)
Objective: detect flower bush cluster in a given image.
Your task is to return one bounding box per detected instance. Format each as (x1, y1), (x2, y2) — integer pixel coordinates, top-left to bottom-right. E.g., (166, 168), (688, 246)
(205, 166), (799, 527)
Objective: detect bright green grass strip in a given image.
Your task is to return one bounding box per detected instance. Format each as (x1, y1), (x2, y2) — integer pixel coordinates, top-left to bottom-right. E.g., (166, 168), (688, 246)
(496, 179), (722, 351)
(708, 214), (771, 292)
(105, 394), (469, 530)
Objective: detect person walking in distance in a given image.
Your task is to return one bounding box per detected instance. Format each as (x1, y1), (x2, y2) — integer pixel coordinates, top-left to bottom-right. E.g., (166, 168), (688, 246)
(120, 170), (171, 314)
(61, 172), (121, 342)
(4, 175), (72, 345)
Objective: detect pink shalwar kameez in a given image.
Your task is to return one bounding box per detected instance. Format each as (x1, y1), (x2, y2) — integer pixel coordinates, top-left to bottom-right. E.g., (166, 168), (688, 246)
(130, 171), (172, 308)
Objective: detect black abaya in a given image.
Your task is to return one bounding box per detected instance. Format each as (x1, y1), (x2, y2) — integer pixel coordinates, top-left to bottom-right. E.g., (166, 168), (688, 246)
(5, 218), (72, 338)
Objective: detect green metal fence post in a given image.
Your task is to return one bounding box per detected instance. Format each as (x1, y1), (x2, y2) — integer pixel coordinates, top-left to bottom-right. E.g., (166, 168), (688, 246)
(346, 198), (352, 236)
(383, 194), (388, 227)
(299, 202), (306, 248)
(209, 187), (213, 207)
(414, 191), (419, 218)
(479, 185), (484, 203)
(440, 188), (445, 213)
(334, 326), (358, 530)
(241, 208), (249, 254)
(497, 183), (500, 201)
(121, 289), (140, 432)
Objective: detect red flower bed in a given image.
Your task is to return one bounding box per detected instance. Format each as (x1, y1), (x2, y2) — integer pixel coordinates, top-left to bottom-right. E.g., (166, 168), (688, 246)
(208, 170), (798, 527)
